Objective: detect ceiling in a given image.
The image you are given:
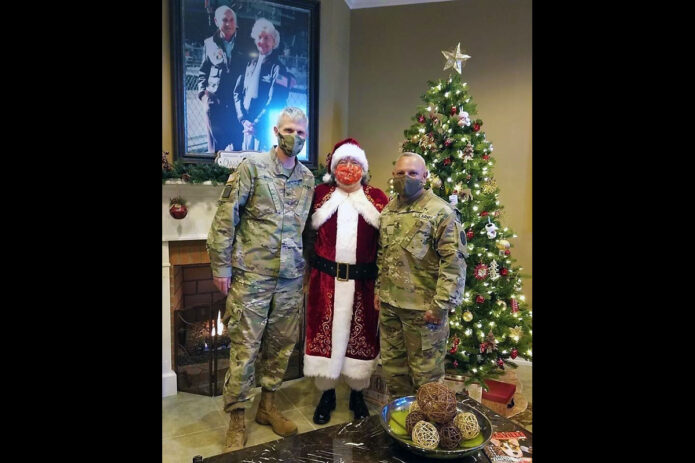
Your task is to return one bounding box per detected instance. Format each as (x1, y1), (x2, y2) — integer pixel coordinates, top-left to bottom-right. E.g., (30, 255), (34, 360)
(344, 0), (454, 9)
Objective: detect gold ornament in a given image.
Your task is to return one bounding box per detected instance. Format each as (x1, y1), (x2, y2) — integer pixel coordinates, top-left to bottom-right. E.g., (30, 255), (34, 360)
(496, 300), (507, 311)
(509, 326), (523, 339)
(441, 42), (471, 74)
(430, 175), (443, 189)
(482, 178), (498, 194)
(412, 421), (439, 450)
(496, 239), (511, 250)
(454, 412), (480, 439)
(463, 310), (473, 322)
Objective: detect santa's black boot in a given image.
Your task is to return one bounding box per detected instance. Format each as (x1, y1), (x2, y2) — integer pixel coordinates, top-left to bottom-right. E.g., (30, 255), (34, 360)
(313, 389), (336, 425)
(349, 389), (370, 420)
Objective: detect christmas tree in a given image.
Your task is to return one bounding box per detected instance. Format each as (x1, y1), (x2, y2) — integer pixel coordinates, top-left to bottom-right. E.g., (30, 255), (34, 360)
(397, 44), (532, 388)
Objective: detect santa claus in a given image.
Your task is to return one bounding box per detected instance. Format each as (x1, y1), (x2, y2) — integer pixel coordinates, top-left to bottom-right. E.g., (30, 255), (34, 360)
(303, 138), (389, 424)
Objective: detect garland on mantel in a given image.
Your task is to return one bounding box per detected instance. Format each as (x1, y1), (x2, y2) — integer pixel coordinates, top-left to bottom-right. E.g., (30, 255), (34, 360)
(162, 159), (326, 186)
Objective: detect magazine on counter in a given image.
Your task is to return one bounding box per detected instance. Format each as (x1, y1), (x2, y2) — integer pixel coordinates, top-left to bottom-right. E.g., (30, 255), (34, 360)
(483, 431), (532, 462)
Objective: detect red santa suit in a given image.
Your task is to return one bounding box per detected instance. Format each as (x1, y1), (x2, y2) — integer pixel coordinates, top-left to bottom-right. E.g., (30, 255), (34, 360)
(304, 181), (389, 389)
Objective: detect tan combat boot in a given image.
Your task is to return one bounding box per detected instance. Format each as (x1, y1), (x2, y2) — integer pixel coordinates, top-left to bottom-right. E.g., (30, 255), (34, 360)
(224, 408), (247, 452)
(255, 389), (298, 437)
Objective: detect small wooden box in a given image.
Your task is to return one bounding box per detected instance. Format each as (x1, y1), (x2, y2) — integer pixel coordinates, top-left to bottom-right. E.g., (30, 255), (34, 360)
(481, 379), (516, 417)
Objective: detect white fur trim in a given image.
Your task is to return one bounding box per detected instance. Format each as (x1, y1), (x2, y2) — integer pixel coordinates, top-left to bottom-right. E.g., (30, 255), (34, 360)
(342, 357), (378, 383)
(331, 143), (368, 172)
(311, 187), (381, 230)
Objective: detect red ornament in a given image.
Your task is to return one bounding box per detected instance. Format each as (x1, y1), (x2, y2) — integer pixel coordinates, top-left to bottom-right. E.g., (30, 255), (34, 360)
(169, 203), (188, 220)
(466, 229), (474, 240)
(504, 249), (511, 256)
(449, 346), (458, 354)
(472, 123), (481, 132)
(444, 139), (453, 148)
(453, 360), (459, 368)
(500, 268), (509, 276)
(496, 358), (505, 369)
(480, 342), (487, 353)
(482, 154), (490, 161)
(450, 106), (458, 115)
(511, 299), (519, 313)
(480, 211), (489, 217)
(417, 115), (426, 123)
(510, 348), (518, 359)
(443, 157), (452, 165)
(475, 295), (485, 304)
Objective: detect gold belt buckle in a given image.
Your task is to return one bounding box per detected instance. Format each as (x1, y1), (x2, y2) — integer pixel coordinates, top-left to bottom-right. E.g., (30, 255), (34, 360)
(336, 262), (350, 281)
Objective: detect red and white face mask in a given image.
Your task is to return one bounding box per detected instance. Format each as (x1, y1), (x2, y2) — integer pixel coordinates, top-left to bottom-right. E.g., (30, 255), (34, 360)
(334, 163), (363, 185)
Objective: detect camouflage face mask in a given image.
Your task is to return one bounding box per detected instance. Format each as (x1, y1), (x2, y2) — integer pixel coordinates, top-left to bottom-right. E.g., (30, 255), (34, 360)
(393, 175), (424, 199)
(277, 132), (306, 157)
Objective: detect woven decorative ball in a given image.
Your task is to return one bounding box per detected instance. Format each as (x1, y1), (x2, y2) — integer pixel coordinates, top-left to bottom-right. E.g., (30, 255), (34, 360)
(405, 411), (428, 435)
(411, 420), (439, 450)
(417, 382), (457, 423)
(409, 401), (421, 413)
(438, 423), (463, 450)
(454, 411), (480, 439)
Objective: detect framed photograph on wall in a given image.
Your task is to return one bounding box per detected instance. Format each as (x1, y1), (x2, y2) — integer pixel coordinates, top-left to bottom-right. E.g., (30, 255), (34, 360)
(170, 0), (319, 167)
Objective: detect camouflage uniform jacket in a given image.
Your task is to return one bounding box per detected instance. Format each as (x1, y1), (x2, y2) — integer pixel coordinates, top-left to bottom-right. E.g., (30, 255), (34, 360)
(376, 189), (468, 313)
(207, 148), (315, 279)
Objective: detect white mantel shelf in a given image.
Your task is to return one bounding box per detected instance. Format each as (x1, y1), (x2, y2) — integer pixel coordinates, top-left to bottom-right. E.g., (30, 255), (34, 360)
(162, 183), (224, 242)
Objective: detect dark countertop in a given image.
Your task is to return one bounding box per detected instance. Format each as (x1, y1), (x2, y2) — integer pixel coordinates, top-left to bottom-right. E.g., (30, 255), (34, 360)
(200, 397), (532, 463)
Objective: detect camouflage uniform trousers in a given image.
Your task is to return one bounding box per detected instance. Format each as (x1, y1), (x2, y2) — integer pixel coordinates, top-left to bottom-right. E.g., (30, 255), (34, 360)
(222, 268), (303, 413)
(379, 302), (449, 398)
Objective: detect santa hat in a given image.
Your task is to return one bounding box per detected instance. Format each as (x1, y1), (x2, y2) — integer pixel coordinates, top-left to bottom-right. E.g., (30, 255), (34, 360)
(322, 138), (368, 183)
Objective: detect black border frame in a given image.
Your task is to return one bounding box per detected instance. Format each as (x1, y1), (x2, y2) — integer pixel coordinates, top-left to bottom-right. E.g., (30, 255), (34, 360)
(170, 0), (320, 168)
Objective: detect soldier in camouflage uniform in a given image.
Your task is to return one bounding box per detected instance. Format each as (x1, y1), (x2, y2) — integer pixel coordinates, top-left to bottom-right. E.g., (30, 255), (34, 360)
(375, 152), (468, 398)
(207, 107), (315, 451)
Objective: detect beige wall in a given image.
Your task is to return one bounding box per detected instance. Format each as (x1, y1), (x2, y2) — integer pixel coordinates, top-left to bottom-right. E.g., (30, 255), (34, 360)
(161, 0), (351, 166)
(348, 0), (532, 304)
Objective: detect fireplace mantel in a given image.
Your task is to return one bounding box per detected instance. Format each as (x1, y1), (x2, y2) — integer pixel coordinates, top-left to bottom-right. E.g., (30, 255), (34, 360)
(162, 183), (224, 242)
(162, 183), (223, 396)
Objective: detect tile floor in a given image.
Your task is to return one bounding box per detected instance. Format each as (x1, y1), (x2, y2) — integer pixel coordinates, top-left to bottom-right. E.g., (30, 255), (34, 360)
(163, 366), (532, 463)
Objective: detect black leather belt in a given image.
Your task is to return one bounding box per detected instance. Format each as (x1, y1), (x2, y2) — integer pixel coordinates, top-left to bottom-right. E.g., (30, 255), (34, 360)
(311, 254), (378, 281)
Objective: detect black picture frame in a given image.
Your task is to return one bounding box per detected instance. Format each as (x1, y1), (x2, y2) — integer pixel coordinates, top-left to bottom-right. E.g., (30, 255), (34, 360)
(170, 0), (319, 168)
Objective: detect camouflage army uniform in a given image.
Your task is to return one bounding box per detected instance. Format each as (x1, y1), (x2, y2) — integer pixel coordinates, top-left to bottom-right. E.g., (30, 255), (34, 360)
(207, 147), (315, 412)
(376, 188), (467, 397)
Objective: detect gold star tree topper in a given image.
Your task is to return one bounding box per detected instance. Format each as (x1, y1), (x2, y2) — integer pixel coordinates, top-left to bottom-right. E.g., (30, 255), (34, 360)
(441, 42), (471, 74)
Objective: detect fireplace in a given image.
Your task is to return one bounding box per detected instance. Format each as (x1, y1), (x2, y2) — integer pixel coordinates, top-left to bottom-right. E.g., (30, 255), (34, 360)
(164, 226), (304, 396)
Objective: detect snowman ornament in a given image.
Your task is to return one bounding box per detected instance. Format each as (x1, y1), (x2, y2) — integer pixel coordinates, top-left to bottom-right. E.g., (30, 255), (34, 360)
(485, 221), (498, 239)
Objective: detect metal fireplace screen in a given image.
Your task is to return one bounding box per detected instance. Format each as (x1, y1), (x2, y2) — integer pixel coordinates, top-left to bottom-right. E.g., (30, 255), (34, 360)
(175, 298), (304, 396)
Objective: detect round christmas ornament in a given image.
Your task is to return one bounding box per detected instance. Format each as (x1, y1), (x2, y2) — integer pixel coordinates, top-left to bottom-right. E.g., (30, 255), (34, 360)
(496, 240), (511, 250)
(497, 358), (505, 368)
(510, 299), (519, 313)
(453, 360), (459, 367)
(405, 410), (428, 435)
(505, 249), (511, 255)
(450, 105), (458, 115)
(463, 310), (473, 322)
(438, 423), (463, 449)
(475, 295), (485, 304)
(500, 268), (509, 276)
(454, 412), (480, 439)
(411, 421), (439, 450)
(474, 263), (489, 280)
(466, 229), (474, 240)
(417, 382), (458, 423)
(169, 196), (188, 219)
(482, 154), (490, 161)
(430, 175), (443, 189)
(511, 348), (519, 359)
(480, 211), (489, 217)
(418, 115), (426, 123)
(443, 157), (452, 165)
(472, 123), (480, 132)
